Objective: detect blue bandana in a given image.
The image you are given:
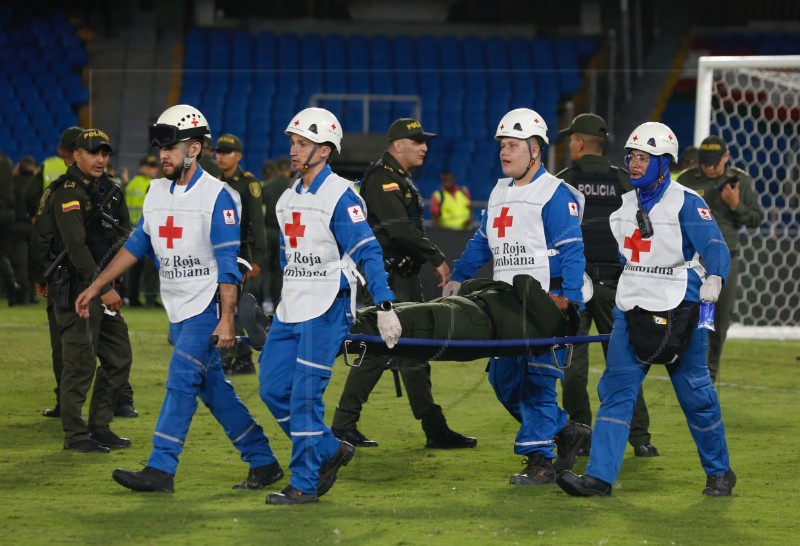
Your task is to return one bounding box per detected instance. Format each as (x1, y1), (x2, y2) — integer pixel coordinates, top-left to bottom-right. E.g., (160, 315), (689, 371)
(631, 156), (671, 212)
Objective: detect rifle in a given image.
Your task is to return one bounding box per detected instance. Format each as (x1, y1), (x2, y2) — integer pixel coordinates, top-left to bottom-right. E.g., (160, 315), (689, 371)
(43, 183), (123, 280)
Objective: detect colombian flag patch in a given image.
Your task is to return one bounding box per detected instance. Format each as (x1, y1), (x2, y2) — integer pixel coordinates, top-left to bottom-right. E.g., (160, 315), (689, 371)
(61, 200), (80, 213)
(382, 183), (400, 192)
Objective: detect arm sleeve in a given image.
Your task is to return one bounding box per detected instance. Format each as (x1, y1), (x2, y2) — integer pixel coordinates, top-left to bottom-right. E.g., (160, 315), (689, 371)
(451, 209), (493, 282)
(51, 187), (97, 280)
(24, 170), (44, 218)
(332, 189), (395, 304)
(731, 174), (764, 229)
(247, 183), (268, 267)
(211, 189), (243, 284)
(362, 176), (445, 266)
(542, 185), (586, 303)
(680, 193), (731, 281)
(123, 216), (153, 260)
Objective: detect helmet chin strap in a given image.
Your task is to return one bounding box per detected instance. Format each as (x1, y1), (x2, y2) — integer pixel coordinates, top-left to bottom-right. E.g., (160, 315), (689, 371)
(177, 140), (197, 180)
(514, 138), (539, 181)
(299, 143), (327, 174)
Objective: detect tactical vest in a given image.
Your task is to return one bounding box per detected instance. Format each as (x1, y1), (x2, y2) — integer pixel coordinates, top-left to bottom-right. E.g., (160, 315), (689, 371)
(434, 187), (471, 229)
(571, 163), (625, 266)
(42, 156), (67, 189)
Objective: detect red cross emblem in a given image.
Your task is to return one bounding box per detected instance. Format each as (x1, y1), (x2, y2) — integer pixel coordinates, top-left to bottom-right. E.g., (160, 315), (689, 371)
(331, 123), (337, 130)
(668, 134), (673, 140)
(623, 229), (651, 262)
(159, 216), (183, 249)
(632, 135), (638, 142)
(534, 118), (539, 123)
(294, 120), (300, 126)
(285, 212), (306, 248)
(492, 206), (513, 238)
(500, 124), (504, 130)
(191, 118), (199, 127)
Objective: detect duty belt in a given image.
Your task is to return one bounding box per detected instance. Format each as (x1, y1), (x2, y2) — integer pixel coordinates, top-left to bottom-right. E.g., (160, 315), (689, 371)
(463, 294), (497, 340)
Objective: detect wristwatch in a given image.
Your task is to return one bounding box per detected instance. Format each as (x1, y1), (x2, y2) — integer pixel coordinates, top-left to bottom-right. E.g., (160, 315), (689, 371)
(378, 301), (393, 311)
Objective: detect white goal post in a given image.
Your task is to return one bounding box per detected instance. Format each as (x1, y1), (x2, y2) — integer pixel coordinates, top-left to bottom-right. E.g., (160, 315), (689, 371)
(693, 55), (800, 339)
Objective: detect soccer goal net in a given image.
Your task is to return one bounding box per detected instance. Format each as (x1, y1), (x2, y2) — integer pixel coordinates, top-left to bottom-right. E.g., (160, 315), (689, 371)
(694, 55), (800, 338)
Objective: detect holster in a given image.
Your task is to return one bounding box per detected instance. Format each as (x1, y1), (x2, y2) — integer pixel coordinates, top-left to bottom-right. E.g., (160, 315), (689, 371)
(54, 266), (74, 311)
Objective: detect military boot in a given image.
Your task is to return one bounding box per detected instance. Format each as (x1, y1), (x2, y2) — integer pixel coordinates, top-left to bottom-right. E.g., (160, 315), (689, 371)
(317, 440), (355, 497)
(112, 466), (175, 493)
(554, 420), (592, 473)
(232, 461), (285, 490)
(509, 453), (556, 485)
(702, 468), (736, 497)
(557, 471), (612, 497)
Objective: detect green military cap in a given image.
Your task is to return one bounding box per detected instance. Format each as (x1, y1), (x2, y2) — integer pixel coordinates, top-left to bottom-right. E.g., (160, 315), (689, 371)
(559, 113), (608, 137)
(387, 118), (437, 143)
(680, 146), (699, 164)
(76, 129), (114, 153)
(58, 126), (85, 151)
(216, 133), (243, 152)
(140, 154), (159, 166)
(698, 136), (727, 165)
(276, 155), (291, 169)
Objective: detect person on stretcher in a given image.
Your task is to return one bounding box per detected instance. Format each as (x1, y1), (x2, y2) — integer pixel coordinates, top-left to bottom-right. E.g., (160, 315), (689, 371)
(351, 274), (579, 341)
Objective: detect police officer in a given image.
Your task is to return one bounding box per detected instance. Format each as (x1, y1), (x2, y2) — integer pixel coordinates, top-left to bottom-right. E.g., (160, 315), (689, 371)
(216, 133), (267, 375)
(430, 170), (472, 230)
(199, 134), (223, 178)
(9, 155), (38, 305)
(331, 118), (476, 450)
(0, 151), (19, 303)
(47, 129), (133, 453)
(556, 113), (658, 458)
(123, 155), (160, 308)
(261, 155), (292, 311)
(30, 126), (83, 418)
(677, 136), (763, 383)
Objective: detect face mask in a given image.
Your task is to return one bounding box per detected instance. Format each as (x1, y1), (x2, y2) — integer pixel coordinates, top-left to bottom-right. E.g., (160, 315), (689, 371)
(630, 155), (668, 190)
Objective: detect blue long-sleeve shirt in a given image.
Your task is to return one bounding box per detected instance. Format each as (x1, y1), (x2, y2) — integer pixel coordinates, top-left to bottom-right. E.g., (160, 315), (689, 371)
(452, 166), (586, 303)
(278, 165), (395, 305)
(124, 166), (243, 284)
(618, 180), (730, 302)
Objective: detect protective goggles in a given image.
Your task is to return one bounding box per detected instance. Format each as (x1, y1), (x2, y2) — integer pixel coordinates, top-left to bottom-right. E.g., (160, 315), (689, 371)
(149, 124), (182, 147)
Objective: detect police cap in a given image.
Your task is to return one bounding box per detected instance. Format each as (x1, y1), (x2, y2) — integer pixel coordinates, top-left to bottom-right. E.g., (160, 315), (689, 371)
(58, 126), (85, 151)
(559, 113), (608, 138)
(216, 134), (243, 152)
(698, 136), (727, 165)
(387, 118), (437, 143)
(76, 129), (114, 153)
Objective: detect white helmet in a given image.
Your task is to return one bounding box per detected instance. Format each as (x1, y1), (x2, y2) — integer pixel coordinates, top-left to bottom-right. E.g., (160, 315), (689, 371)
(286, 107), (343, 153)
(625, 122), (678, 163)
(495, 108), (549, 145)
(150, 104), (210, 147)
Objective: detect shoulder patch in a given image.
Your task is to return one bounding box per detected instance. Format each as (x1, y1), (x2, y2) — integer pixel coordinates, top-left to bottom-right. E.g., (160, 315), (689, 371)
(244, 171), (255, 178)
(347, 204), (366, 223)
(697, 207), (713, 221)
(382, 182), (400, 192)
(63, 180), (76, 189)
(568, 202), (579, 216)
(249, 181), (262, 198)
(223, 209), (236, 225)
(61, 200), (80, 213)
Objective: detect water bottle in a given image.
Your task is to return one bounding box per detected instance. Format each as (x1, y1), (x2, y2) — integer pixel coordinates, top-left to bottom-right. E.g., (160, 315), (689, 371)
(698, 301), (716, 331)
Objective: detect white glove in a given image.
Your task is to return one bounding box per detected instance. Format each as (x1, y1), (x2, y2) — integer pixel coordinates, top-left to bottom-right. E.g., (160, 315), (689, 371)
(700, 275), (723, 303)
(377, 309), (402, 348)
(442, 280), (462, 297)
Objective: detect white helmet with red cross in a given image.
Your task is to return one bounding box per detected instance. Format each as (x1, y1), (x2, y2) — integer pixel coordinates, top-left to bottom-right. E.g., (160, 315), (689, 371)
(285, 107), (343, 153)
(625, 122), (679, 163)
(495, 108), (549, 145)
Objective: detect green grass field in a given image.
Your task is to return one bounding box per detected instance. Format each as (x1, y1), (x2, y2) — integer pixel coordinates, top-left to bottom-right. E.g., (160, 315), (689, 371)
(1, 302), (799, 545)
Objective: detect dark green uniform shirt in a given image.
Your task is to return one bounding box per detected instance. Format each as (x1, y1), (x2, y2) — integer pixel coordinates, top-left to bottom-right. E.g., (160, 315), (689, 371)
(360, 151), (445, 267)
(556, 155), (630, 189)
(221, 166), (267, 268)
(199, 155), (223, 179)
(677, 166), (763, 253)
(47, 165), (130, 292)
(262, 174), (292, 231)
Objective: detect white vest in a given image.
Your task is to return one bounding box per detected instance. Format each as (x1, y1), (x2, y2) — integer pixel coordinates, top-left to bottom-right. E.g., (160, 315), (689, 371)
(276, 174), (361, 323)
(611, 182), (704, 312)
(143, 172), (242, 322)
(486, 173), (584, 289)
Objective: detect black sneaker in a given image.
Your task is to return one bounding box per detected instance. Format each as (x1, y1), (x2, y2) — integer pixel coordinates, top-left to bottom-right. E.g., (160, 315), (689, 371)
(232, 461), (285, 490)
(113, 466), (175, 493)
(114, 404), (139, 418)
(43, 405), (61, 418)
(509, 453), (556, 485)
(557, 471), (612, 497)
(317, 440), (355, 497)
(64, 439), (110, 454)
(266, 485), (319, 505)
(633, 444), (660, 457)
(554, 420), (592, 473)
(703, 468), (736, 497)
(425, 428), (477, 449)
(230, 357), (256, 375)
(90, 431), (131, 449)
(332, 427), (379, 448)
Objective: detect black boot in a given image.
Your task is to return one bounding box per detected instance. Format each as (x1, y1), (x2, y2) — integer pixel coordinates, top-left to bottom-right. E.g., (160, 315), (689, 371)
(114, 403), (138, 418)
(90, 430), (131, 449)
(42, 405), (61, 418)
(317, 440), (355, 497)
(557, 471), (612, 497)
(113, 466), (175, 492)
(64, 439), (110, 454)
(702, 468), (736, 497)
(232, 461), (285, 489)
(425, 427), (477, 449)
(266, 485), (319, 505)
(633, 443), (660, 457)
(554, 420), (592, 473)
(332, 427), (379, 448)
(509, 453), (556, 485)
(230, 357), (256, 375)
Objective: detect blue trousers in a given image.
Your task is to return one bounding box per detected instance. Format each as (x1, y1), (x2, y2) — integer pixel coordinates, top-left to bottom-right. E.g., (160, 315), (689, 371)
(259, 296), (351, 494)
(488, 350), (568, 459)
(148, 302), (278, 475)
(586, 307), (730, 485)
